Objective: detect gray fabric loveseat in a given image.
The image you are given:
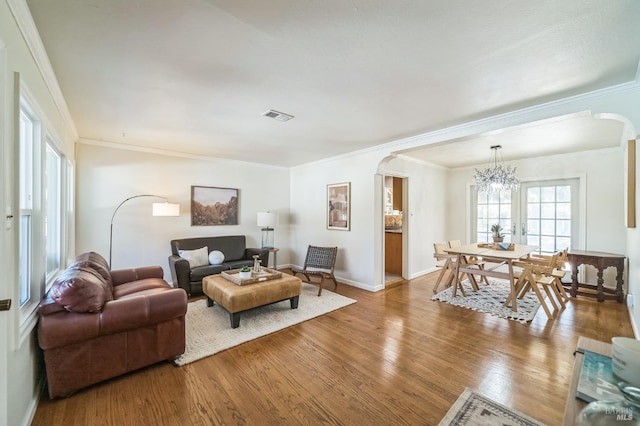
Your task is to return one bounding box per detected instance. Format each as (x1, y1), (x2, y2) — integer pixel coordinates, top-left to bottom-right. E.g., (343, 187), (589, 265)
(168, 235), (269, 296)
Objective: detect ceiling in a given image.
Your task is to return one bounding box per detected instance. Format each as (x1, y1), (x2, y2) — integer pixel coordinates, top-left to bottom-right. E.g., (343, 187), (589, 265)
(25, 0), (640, 168)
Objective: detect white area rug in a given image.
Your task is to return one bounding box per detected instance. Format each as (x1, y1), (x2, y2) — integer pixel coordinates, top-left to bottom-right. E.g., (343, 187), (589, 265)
(431, 279), (541, 323)
(174, 283), (356, 366)
(439, 388), (545, 425)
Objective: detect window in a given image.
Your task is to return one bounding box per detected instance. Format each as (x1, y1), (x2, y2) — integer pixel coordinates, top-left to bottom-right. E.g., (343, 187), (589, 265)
(472, 178), (580, 253)
(16, 87), (71, 345)
(45, 141), (63, 282)
(19, 104), (37, 308)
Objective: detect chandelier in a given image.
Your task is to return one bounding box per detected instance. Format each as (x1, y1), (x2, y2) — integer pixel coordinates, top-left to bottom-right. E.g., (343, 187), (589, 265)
(473, 145), (520, 192)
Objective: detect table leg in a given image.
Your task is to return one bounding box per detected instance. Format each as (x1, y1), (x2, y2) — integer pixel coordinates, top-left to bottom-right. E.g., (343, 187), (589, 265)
(616, 266), (624, 303)
(596, 267), (605, 302)
(570, 264), (579, 298)
(508, 260), (517, 312)
(452, 254), (462, 297)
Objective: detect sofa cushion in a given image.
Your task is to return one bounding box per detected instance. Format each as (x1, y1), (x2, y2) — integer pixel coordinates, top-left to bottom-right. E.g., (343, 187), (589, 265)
(50, 265), (113, 313)
(224, 259), (255, 270)
(209, 250), (225, 265)
(70, 251), (113, 290)
(179, 246), (209, 268)
(190, 264), (230, 282)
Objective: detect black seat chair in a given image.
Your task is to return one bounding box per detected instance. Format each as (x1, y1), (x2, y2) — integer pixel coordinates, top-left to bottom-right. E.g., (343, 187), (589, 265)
(291, 245), (338, 296)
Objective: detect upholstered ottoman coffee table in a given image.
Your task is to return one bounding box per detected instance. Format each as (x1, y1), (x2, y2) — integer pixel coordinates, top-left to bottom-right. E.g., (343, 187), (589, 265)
(202, 274), (302, 328)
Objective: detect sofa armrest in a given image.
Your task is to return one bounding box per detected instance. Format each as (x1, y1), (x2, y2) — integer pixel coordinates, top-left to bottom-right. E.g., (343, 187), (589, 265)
(168, 255), (191, 290)
(111, 266), (164, 286)
(38, 288), (187, 350)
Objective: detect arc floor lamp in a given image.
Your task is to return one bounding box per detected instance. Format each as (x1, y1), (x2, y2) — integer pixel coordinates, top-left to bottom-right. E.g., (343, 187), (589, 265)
(109, 194), (180, 266)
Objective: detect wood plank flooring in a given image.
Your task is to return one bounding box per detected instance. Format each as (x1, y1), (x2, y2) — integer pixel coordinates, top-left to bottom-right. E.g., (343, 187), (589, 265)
(31, 272), (634, 425)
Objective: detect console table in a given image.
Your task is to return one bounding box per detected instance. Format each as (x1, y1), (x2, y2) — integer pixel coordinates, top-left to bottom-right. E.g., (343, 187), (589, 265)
(563, 336), (610, 425)
(567, 250), (625, 303)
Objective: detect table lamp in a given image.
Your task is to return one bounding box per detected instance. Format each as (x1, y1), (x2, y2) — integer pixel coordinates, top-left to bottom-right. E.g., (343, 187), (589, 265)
(257, 211), (277, 249)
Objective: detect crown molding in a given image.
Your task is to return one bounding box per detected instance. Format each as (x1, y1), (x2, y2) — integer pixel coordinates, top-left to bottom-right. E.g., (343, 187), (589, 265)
(7, 0), (78, 141)
(78, 138), (289, 171)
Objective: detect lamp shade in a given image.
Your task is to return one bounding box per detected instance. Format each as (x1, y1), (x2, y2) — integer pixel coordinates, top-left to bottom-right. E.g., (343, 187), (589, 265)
(257, 212), (277, 228)
(152, 202), (180, 217)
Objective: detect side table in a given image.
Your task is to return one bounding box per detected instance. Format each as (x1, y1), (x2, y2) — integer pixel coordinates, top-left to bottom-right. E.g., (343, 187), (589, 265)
(567, 250), (625, 303)
(266, 247), (279, 270)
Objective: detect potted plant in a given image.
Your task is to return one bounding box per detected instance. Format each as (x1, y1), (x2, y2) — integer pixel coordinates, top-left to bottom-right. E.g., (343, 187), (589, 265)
(239, 266), (252, 279)
(491, 223), (504, 242)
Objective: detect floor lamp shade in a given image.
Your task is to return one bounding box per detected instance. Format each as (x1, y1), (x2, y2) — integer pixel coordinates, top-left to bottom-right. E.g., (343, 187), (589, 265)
(152, 202), (180, 217)
(257, 212), (277, 249)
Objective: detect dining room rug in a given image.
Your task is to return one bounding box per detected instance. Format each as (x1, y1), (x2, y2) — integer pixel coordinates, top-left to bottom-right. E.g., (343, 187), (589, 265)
(431, 278), (542, 323)
(439, 388), (545, 425)
(173, 282), (356, 366)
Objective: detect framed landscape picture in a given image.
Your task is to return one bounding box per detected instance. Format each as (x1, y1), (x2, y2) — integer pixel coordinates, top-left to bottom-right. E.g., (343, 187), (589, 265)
(191, 186), (238, 226)
(327, 182), (350, 231)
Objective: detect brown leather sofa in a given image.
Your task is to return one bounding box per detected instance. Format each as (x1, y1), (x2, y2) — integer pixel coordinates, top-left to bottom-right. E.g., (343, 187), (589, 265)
(38, 252), (187, 398)
(168, 235), (269, 296)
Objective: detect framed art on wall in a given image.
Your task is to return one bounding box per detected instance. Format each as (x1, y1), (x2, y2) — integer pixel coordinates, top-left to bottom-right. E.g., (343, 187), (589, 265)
(191, 186), (238, 226)
(327, 182), (350, 231)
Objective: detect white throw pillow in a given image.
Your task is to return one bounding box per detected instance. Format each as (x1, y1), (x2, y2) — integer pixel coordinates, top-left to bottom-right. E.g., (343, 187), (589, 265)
(178, 246), (209, 268)
(209, 250), (225, 265)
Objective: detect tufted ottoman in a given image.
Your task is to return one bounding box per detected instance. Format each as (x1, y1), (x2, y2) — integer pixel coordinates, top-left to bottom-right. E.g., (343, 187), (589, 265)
(203, 274), (302, 328)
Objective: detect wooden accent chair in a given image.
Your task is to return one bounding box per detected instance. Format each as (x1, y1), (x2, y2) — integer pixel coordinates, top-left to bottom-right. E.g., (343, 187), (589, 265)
(291, 245), (338, 296)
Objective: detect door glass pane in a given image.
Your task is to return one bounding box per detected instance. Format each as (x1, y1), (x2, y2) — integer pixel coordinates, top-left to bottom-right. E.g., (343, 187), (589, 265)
(556, 185), (571, 202)
(523, 180), (577, 254)
(557, 202), (571, 219)
(476, 189), (511, 243)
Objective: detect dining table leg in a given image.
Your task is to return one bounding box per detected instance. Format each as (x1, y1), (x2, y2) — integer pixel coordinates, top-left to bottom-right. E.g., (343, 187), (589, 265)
(506, 260), (518, 312)
(452, 254), (462, 297)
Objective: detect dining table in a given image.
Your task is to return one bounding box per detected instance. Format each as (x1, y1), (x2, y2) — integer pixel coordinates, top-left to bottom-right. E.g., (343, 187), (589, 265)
(444, 243), (539, 312)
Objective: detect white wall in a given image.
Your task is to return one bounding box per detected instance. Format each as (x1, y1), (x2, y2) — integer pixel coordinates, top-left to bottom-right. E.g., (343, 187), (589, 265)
(76, 142), (291, 280)
(290, 150), (382, 290)
(383, 156), (448, 278)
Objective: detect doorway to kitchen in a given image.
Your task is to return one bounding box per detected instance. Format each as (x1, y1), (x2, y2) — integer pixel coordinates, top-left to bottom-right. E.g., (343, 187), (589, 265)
(384, 176), (406, 285)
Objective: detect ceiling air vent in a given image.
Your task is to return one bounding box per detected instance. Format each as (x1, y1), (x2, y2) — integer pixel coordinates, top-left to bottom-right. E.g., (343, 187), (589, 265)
(262, 109), (294, 122)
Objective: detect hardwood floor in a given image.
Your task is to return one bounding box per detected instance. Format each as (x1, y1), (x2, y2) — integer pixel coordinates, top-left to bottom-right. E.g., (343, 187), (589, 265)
(32, 272), (634, 425)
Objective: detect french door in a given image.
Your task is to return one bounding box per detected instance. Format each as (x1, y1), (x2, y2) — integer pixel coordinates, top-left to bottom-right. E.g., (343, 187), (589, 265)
(473, 178), (580, 254)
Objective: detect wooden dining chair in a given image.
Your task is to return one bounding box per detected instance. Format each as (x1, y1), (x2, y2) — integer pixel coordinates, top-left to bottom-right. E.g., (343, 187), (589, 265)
(529, 249), (570, 304)
(514, 252), (563, 319)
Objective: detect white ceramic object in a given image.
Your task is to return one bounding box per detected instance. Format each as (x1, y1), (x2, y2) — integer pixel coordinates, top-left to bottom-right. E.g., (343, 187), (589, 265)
(238, 271), (251, 279)
(612, 337), (640, 387)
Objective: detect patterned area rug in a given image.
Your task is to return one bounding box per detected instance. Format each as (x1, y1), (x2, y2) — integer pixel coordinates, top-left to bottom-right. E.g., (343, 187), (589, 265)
(174, 282), (356, 366)
(431, 279), (541, 323)
(439, 388), (545, 426)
